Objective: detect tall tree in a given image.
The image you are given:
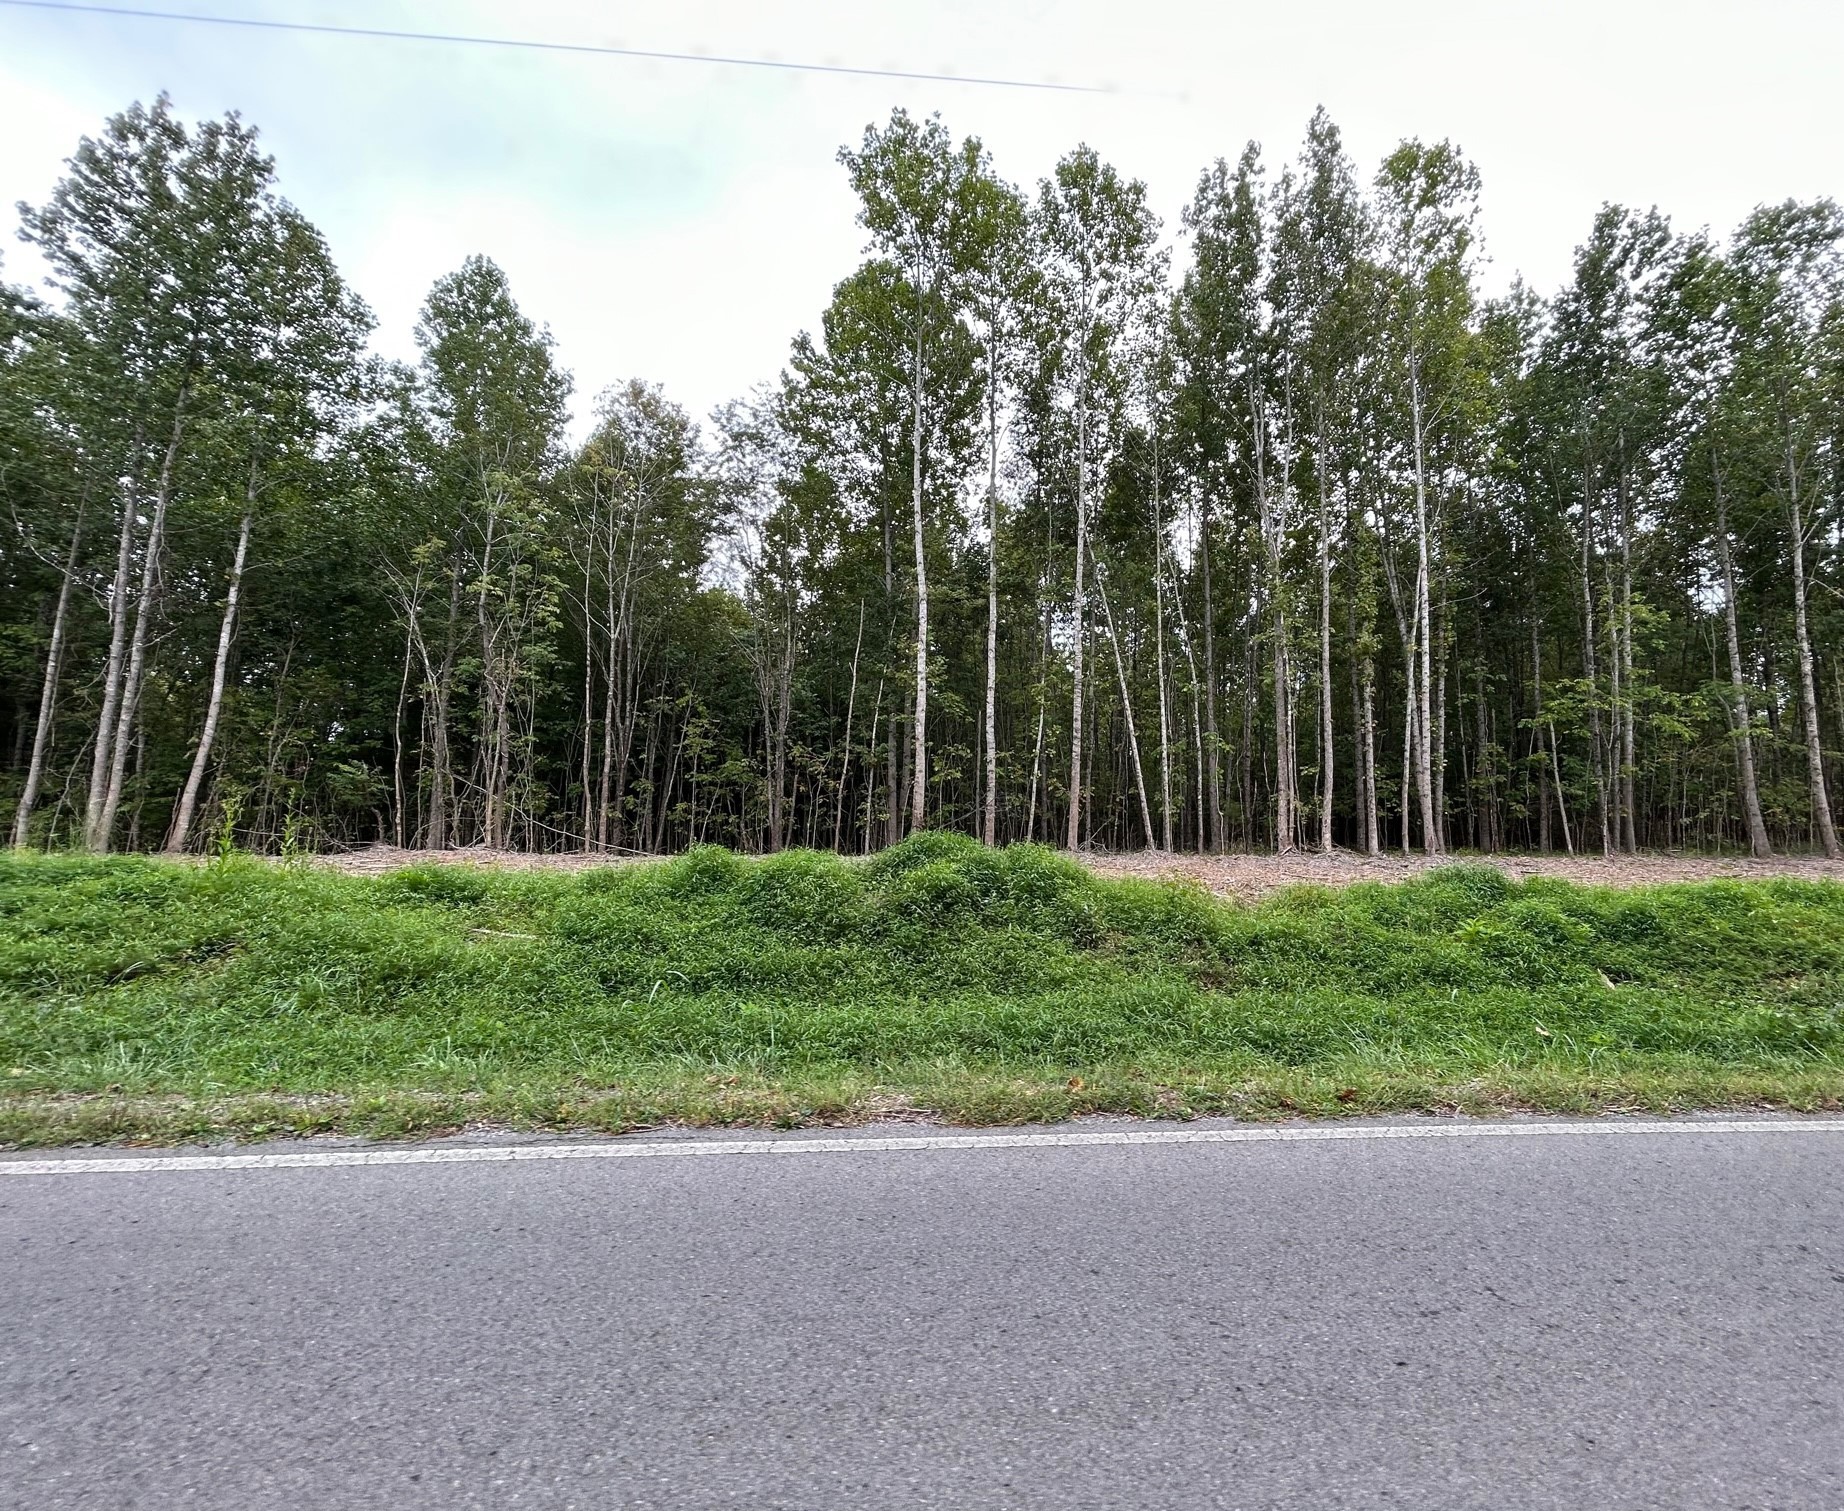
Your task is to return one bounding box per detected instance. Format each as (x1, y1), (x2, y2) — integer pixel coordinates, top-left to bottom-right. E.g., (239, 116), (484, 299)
(1374, 138), (1481, 855)
(165, 206), (371, 853)
(963, 166), (1030, 846)
(409, 255), (570, 850)
(1274, 109), (1366, 854)
(1034, 145), (1162, 849)
(840, 109), (989, 833)
(1727, 202), (1844, 859)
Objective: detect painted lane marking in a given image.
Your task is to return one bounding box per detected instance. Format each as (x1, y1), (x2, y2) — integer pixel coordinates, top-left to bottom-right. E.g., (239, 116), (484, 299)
(4, 1118), (1843, 1175)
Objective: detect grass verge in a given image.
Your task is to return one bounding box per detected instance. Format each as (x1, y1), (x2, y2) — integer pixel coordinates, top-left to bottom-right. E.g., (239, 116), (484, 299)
(3, 834), (1842, 1147)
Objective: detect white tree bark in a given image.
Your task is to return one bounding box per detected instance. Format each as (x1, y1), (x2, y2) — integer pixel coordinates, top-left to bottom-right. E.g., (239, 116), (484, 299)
(1712, 465), (1772, 858)
(1252, 379), (1294, 853)
(85, 474), (142, 850)
(1579, 469), (1613, 857)
(13, 504), (85, 849)
(167, 504), (253, 854)
(1407, 361), (1441, 855)
(1316, 439), (1335, 855)
(834, 602), (864, 850)
(578, 500), (599, 851)
(1095, 561), (1157, 849)
(1152, 439), (1174, 853)
(1786, 450), (1840, 858)
(983, 326), (1000, 847)
(1361, 675), (1379, 855)
(1199, 486), (1222, 852)
(94, 395), (188, 852)
(1065, 389), (1088, 852)
(909, 314), (930, 833)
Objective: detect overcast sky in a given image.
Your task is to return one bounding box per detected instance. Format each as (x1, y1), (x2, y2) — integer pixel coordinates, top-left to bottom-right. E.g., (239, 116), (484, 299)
(2, 1), (1840, 433)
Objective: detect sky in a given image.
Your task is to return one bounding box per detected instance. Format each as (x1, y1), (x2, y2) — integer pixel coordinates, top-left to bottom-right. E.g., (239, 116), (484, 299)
(2, 0), (1841, 435)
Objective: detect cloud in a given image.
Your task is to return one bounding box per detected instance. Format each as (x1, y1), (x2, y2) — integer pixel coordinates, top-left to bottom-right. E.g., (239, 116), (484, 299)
(3, 0), (1841, 439)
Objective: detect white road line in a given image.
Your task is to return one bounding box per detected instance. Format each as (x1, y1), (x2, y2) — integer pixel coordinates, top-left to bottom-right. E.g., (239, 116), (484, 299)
(3, 1118), (1843, 1176)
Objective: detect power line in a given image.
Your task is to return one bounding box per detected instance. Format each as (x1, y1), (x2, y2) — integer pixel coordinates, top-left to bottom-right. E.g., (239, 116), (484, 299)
(0, 0), (1114, 94)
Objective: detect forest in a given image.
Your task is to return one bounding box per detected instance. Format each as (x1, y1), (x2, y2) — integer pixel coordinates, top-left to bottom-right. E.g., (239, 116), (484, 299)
(2, 96), (1841, 862)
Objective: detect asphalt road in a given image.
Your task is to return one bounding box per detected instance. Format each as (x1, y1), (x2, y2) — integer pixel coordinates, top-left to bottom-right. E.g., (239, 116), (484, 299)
(3, 1120), (1842, 1510)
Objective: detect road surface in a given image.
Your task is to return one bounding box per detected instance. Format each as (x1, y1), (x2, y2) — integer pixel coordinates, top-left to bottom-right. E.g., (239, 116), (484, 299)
(3, 1118), (1842, 1509)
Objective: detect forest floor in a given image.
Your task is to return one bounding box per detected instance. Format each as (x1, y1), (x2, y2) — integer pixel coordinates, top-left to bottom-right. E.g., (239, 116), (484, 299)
(1082, 848), (1844, 900)
(313, 841), (1844, 900)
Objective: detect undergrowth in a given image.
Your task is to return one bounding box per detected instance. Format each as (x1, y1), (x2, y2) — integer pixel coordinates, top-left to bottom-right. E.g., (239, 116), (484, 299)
(3, 834), (1841, 1144)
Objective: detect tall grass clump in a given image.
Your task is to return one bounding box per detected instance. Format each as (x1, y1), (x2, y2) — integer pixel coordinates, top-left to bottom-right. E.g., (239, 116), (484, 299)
(2, 838), (1842, 1142)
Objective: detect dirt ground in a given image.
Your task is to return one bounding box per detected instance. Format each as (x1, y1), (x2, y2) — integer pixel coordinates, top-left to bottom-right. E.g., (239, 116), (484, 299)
(1079, 848), (1844, 901)
(313, 842), (1844, 900)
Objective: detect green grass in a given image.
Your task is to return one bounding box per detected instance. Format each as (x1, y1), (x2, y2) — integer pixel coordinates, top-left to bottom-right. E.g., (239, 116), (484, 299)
(3, 833), (1842, 1146)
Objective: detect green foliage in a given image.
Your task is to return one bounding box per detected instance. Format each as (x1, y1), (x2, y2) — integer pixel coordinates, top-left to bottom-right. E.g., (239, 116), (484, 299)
(3, 854), (1841, 1136)
(3, 97), (1843, 867)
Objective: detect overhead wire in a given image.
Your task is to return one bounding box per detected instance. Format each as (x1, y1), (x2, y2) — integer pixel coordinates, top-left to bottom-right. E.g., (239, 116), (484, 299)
(0, 0), (1117, 94)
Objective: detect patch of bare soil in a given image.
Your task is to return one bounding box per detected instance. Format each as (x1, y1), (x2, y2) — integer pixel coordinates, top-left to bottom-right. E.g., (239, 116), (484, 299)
(311, 844), (645, 877)
(1081, 848), (1844, 901)
(312, 841), (1844, 899)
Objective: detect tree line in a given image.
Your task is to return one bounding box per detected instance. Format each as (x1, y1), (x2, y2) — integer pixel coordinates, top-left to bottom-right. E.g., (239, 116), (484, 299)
(3, 96), (1842, 859)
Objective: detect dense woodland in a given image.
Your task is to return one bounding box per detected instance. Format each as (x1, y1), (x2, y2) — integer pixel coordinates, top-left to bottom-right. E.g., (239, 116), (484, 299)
(3, 97), (1842, 859)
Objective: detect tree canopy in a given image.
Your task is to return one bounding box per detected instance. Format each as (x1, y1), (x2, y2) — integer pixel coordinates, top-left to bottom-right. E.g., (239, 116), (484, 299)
(5, 98), (1843, 859)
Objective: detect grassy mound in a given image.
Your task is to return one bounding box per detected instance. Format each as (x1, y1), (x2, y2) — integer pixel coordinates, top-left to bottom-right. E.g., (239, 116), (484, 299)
(3, 834), (1841, 1145)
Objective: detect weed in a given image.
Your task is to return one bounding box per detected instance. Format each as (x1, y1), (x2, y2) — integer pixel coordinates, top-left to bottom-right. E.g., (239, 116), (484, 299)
(2, 836), (1842, 1145)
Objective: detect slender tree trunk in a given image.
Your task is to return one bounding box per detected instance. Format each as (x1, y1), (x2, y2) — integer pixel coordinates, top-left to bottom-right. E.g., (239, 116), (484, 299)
(1401, 645), (1416, 856)
(861, 682), (881, 854)
(476, 498), (508, 850)
(13, 502), (84, 849)
(635, 704), (660, 853)
(983, 326), (1000, 847)
(1096, 564), (1157, 849)
(1189, 675), (1206, 854)
(1618, 464), (1638, 853)
(95, 393), (188, 851)
(579, 502), (598, 851)
(1713, 464), (1771, 857)
(880, 489), (898, 847)
(1786, 458), (1840, 857)
(1550, 718), (1575, 855)
(1273, 630), (1293, 852)
(1433, 587), (1448, 847)
(612, 631), (644, 850)
(1532, 620), (1551, 854)
(910, 317), (929, 833)
(1362, 676), (1379, 856)
(167, 503), (253, 854)
(492, 662), (515, 849)
(391, 582), (418, 850)
(1254, 382), (1294, 853)
(886, 677), (902, 847)
(1066, 397), (1088, 851)
(85, 476), (137, 851)
(1025, 693), (1046, 843)
(765, 594), (795, 853)
(834, 602), (865, 851)
(1408, 364), (1441, 856)
(1167, 505), (1207, 854)
(428, 566), (463, 849)
(1347, 565), (1377, 858)
(1200, 487), (1222, 851)
(597, 501), (620, 850)
(1834, 661), (1844, 778)
(1153, 441), (1173, 853)
(1580, 470), (1613, 857)
(1473, 663), (1495, 851)
(1317, 448), (1335, 854)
